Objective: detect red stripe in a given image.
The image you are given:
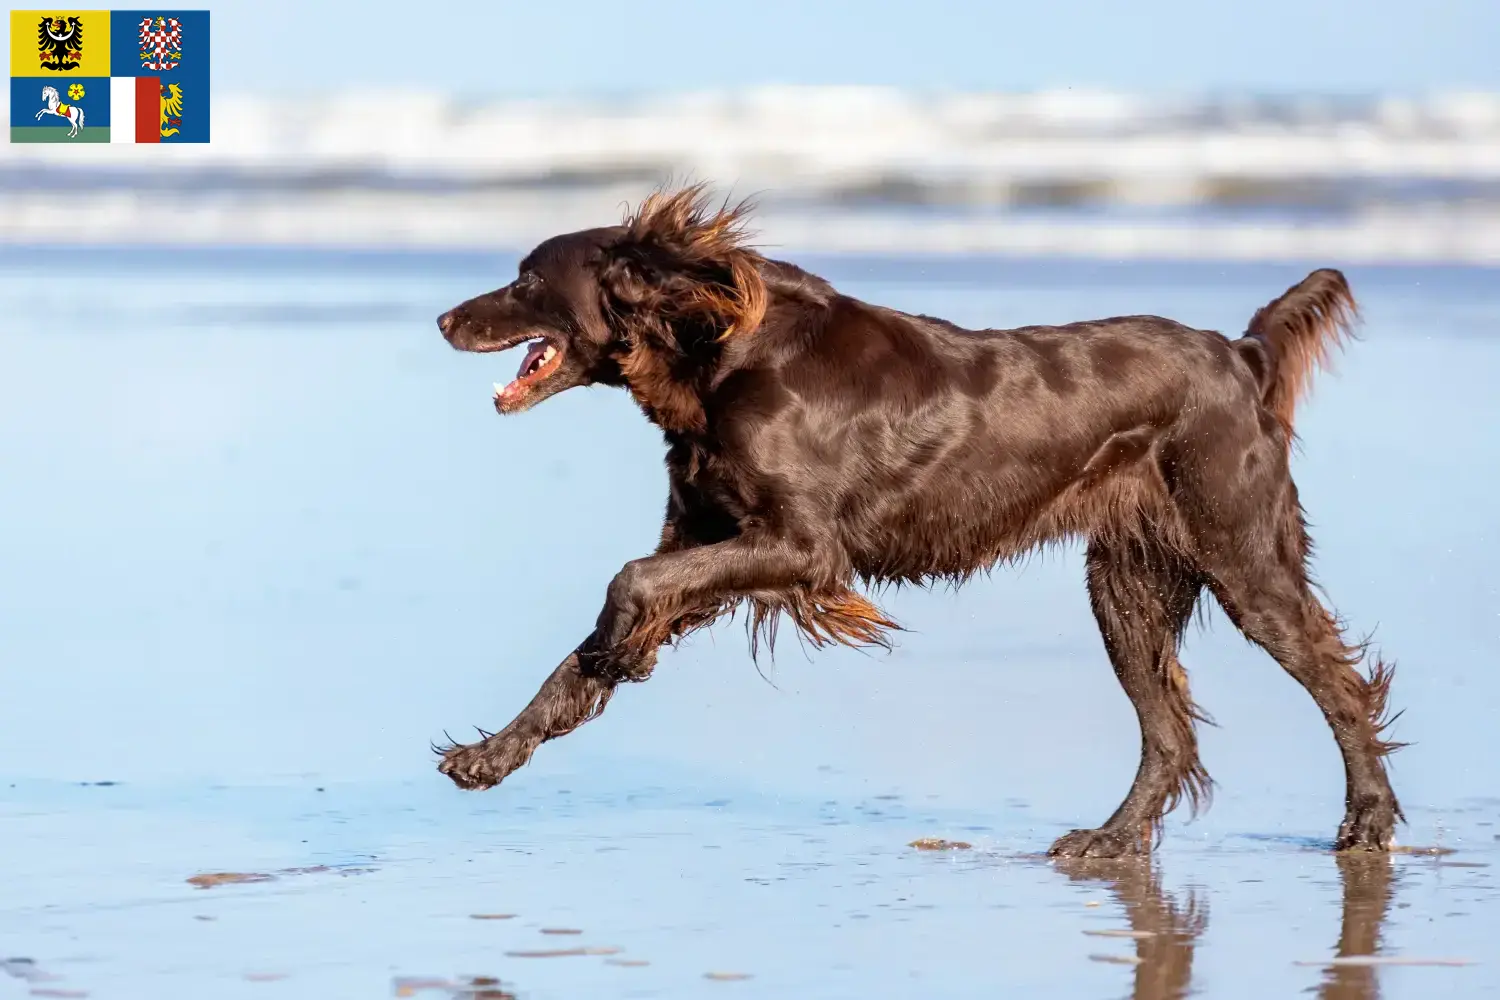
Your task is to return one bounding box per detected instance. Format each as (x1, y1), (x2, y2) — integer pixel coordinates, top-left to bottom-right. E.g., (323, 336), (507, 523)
(135, 76), (160, 143)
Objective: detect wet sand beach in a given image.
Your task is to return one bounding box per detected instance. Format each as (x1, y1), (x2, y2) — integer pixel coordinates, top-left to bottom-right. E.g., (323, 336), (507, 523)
(2, 252), (1497, 998)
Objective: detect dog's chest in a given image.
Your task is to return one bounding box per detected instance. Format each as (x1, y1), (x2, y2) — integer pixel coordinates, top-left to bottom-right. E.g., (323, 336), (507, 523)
(667, 451), (760, 540)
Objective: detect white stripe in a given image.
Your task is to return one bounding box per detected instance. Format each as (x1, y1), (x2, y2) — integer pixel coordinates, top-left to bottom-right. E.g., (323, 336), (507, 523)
(110, 77), (137, 144)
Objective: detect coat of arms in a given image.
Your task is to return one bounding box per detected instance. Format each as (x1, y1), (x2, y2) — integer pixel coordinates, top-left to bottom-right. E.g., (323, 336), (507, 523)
(35, 84), (85, 138)
(37, 15), (84, 71)
(138, 15), (183, 71)
(159, 82), (183, 138)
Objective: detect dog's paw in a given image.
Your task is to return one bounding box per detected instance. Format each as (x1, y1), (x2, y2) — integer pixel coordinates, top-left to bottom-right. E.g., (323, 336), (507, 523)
(1047, 827), (1147, 860)
(1334, 798), (1398, 853)
(437, 732), (537, 790)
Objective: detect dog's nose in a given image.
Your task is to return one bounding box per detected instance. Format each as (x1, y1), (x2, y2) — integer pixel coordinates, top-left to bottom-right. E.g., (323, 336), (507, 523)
(437, 309), (458, 334)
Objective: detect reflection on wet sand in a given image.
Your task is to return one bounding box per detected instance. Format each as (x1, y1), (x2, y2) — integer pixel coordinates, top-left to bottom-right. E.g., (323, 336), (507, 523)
(1053, 853), (1397, 1000)
(1318, 854), (1396, 1000)
(1054, 859), (1205, 1000)
(392, 974), (517, 998)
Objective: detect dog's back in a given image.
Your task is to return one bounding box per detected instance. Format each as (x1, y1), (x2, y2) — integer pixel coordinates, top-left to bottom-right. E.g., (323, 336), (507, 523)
(744, 292), (1269, 585)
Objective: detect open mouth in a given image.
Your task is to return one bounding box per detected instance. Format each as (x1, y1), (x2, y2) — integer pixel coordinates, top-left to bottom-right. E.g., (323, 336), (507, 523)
(492, 338), (563, 408)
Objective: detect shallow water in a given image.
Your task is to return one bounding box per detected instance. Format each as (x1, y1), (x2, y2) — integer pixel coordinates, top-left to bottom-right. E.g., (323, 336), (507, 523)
(2, 250), (1498, 998)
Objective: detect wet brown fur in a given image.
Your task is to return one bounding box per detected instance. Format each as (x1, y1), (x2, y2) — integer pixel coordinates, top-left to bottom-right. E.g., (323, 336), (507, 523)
(1235, 267), (1360, 451)
(609, 187), (769, 434)
(434, 184), (1403, 857)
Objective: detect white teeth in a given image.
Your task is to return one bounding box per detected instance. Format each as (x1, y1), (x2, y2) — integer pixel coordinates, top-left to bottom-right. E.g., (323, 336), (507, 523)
(541, 345), (557, 363)
(493, 382), (505, 396)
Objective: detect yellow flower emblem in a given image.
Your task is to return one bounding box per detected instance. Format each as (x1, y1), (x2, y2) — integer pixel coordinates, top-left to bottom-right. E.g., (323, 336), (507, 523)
(67, 83), (85, 101)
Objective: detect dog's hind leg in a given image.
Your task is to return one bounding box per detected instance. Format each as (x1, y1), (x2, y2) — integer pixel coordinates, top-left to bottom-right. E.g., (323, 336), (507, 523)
(1049, 535), (1210, 858)
(1191, 499), (1402, 852)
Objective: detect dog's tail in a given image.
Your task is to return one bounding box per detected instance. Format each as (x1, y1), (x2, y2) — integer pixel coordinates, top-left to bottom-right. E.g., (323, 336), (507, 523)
(1234, 268), (1360, 448)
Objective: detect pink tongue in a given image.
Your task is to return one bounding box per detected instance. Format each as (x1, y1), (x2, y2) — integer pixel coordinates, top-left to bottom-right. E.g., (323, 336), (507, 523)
(516, 341), (549, 380)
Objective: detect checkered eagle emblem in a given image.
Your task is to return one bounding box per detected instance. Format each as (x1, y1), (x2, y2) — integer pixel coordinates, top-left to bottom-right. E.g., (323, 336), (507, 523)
(137, 15), (182, 71)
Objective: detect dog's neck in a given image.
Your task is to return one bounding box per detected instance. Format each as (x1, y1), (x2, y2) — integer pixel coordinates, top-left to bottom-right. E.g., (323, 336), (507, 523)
(619, 339), (712, 436)
(616, 258), (834, 437)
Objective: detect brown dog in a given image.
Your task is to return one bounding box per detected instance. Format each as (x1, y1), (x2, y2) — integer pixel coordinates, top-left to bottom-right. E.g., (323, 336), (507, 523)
(434, 184), (1402, 857)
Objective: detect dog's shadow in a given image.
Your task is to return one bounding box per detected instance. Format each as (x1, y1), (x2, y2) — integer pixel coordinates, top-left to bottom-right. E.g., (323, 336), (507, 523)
(1052, 852), (1395, 1000)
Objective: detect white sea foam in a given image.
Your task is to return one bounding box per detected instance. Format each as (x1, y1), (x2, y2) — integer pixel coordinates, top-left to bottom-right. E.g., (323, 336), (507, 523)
(6, 87), (1500, 261)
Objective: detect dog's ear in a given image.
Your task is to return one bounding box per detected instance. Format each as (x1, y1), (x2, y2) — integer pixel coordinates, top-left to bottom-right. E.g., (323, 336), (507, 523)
(602, 184), (767, 341)
(598, 251), (662, 312)
(595, 186), (767, 435)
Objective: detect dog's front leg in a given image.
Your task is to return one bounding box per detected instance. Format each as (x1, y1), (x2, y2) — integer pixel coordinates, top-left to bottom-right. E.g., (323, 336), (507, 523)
(437, 644), (616, 790)
(437, 535), (812, 790)
(583, 535), (818, 678)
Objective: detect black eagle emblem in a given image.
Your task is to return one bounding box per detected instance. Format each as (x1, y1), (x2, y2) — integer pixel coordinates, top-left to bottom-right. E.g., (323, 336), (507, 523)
(38, 15), (85, 71)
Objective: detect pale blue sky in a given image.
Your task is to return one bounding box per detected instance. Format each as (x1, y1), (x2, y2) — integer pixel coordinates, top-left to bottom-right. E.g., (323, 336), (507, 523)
(216, 0), (1495, 96)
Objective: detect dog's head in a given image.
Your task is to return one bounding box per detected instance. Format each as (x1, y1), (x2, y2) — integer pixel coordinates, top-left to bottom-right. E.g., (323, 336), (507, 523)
(438, 185), (767, 431)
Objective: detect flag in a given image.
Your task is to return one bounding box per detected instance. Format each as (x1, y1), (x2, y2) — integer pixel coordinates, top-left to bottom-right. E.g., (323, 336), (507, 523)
(9, 74), (110, 141)
(110, 75), (186, 143)
(108, 10), (208, 143)
(9, 9), (209, 144)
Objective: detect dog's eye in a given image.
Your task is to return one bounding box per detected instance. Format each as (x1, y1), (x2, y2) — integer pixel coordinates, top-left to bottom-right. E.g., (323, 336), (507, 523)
(515, 271), (542, 292)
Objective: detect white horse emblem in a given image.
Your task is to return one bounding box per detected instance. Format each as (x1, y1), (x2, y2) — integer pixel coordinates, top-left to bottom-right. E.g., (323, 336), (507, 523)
(36, 85), (85, 138)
